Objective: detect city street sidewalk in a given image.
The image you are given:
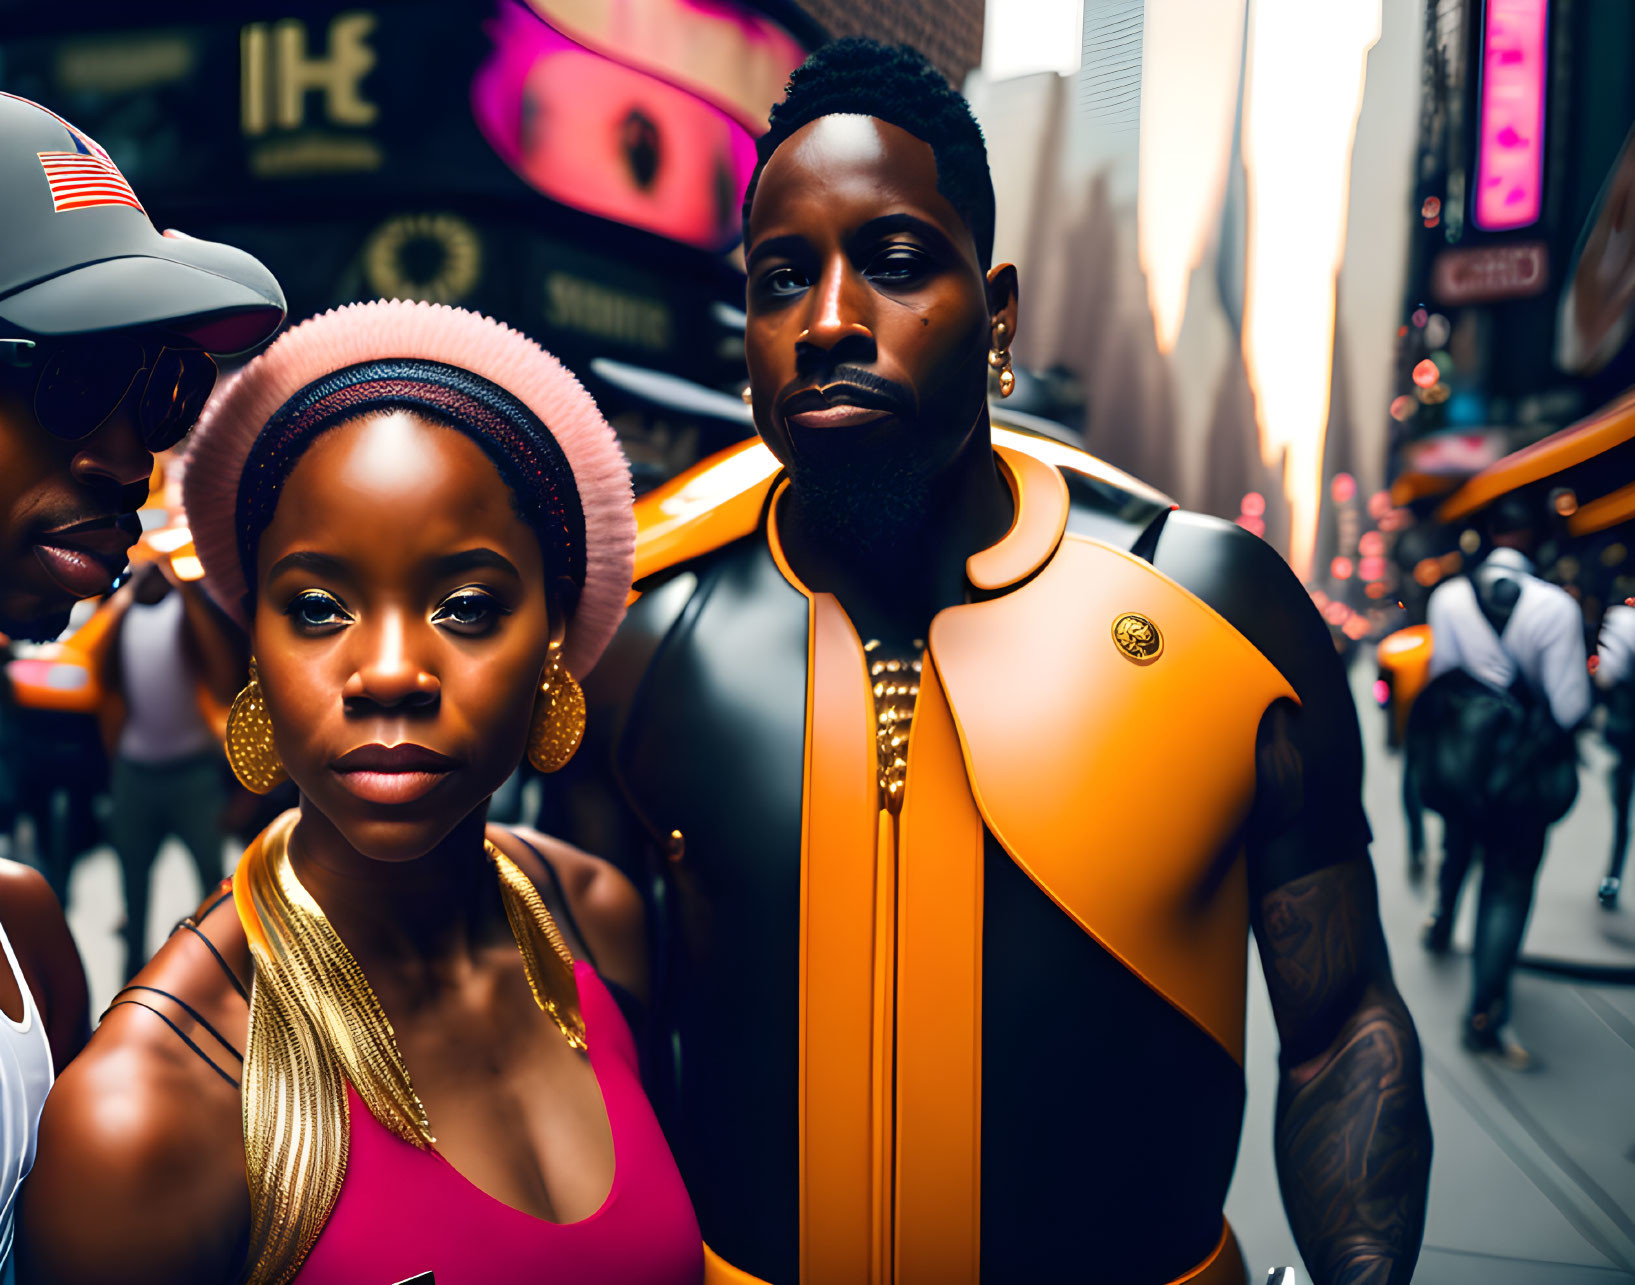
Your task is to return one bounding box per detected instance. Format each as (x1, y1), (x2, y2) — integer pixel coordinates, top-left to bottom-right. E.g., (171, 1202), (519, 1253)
(1227, 670), (1635, 1284)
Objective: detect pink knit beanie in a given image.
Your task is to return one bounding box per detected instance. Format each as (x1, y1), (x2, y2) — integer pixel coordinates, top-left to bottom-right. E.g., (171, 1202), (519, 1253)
(180, 300), (635, 679)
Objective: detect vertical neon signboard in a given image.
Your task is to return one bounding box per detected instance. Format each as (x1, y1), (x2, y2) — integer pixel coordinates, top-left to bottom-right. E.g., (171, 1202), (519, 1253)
(1474, 0), (1549, 231)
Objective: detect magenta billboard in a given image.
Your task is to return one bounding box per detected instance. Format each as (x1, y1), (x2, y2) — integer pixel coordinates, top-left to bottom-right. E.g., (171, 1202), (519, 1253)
(1473, 0), (1549, 232)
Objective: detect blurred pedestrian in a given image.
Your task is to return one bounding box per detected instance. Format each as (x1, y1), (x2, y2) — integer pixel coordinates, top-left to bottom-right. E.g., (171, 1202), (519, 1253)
(1410, 496), (1590, 1066)
(98, 556), (243, 978)
(1593, 597), (1635, 908)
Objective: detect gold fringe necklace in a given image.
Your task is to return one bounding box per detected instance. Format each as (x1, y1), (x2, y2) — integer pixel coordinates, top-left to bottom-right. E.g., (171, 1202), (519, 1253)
(233, 810), (587, 1285)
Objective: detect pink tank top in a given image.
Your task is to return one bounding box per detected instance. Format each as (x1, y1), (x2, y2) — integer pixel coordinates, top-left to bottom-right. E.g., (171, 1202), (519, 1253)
(296, 962), (702, 1284)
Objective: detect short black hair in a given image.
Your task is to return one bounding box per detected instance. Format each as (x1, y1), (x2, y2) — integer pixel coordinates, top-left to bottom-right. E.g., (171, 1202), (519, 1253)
(741, 39), (996, 270)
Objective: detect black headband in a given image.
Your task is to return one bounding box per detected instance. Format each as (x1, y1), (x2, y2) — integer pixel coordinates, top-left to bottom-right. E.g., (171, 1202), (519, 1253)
(234, 358), (586, 614)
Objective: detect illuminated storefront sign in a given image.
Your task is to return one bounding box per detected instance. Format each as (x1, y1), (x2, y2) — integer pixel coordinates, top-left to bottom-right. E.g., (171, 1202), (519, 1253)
(1430, 241), (1547, 303)
(1473, 0), (1548, 231)
(1402, 430), (1509, 474)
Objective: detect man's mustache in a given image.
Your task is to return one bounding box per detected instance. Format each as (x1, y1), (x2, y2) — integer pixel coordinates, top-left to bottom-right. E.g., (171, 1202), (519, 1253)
(777, 366), (917, 421)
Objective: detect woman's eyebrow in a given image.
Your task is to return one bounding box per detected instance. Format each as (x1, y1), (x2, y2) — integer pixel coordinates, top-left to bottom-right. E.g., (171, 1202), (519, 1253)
(266, 550), (349, 580)
(433, 548), (522, 579)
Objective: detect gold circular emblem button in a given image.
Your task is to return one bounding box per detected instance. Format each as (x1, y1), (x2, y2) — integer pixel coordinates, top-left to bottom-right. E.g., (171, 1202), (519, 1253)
(1112, 612), (1163, 663)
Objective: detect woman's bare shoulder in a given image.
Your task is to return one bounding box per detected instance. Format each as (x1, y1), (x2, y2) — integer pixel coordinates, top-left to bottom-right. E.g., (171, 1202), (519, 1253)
(491, 826), (648, 1004)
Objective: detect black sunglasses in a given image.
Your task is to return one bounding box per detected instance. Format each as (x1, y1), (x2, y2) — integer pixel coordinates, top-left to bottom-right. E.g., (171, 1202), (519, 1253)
(0, 334), (217, 453)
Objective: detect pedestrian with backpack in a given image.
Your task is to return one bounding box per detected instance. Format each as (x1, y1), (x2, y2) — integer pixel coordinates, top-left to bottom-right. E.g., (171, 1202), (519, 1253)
(1409, 496), (1590, 1066)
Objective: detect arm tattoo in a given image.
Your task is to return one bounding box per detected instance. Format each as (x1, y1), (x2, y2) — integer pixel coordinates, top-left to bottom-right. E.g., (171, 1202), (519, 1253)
(1257, 863), (1432, 1285)
(1259, 870), (1366, 1047)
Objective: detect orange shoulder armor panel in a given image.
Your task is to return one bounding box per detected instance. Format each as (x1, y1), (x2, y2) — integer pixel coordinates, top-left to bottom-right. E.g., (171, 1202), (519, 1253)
(932, 534), (1297, 1062)
(989, 423), (1174, 508)
(632, 440), (781, 586)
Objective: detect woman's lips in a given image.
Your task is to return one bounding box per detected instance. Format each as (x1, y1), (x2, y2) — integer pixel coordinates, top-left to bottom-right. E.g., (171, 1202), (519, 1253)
(783, 404), (893, 430)
(331, 769), (451, 806)
(31, 543), (121, 600)
(329, 743), (458, 806)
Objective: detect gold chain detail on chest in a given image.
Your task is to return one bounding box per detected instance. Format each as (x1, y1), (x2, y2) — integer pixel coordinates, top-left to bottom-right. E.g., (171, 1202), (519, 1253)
(238, 814), (586, 1284)
(865, 638), (925, 815)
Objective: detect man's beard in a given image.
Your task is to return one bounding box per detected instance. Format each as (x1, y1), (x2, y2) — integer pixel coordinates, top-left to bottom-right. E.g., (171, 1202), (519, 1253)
(781, 441), (940, 569)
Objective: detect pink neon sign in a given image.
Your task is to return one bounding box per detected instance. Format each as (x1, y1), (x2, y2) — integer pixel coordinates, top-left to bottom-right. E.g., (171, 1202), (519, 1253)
(1474, 0), (1549, 231)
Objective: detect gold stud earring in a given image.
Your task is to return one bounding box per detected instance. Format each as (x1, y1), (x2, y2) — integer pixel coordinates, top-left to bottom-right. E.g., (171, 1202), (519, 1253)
(225, 659), (287, 794)
(527, 651), (586, 773)
(988, 318), (1015, 398)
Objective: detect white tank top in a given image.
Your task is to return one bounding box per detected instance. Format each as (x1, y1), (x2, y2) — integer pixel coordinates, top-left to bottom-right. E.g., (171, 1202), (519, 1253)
(0, 919), (53, 1274)
(117, 591), (215, 764)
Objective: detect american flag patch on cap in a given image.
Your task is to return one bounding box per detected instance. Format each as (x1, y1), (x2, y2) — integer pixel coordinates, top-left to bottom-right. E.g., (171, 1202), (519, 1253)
(36, 150), (145, 215)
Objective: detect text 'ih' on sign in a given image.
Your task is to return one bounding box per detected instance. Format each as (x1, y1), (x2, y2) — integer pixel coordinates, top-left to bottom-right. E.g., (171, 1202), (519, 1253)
(1431, 243), (1549, 305)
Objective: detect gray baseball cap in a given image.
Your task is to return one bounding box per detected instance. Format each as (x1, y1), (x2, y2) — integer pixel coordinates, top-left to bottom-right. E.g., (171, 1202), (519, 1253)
(0, 92), (285, 355)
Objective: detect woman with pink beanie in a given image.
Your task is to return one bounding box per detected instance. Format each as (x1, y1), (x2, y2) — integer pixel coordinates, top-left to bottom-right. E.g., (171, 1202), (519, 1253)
(19, 301), (702, 1284)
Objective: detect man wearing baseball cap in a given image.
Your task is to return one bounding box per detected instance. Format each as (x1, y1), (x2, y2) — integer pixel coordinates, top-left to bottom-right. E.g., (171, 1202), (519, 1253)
(0, 91), (285, 643)
(0, 92), (284, 1273)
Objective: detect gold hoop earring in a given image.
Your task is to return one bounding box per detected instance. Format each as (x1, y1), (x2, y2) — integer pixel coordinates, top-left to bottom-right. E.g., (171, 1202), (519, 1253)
(988, 318), (1015, 398)
(527, 652), (586, 773)
(226, 659), (287, 794)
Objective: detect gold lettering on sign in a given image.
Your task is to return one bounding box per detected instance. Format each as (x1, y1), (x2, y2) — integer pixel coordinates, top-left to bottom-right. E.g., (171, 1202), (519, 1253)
(57, 36), (195, 93)
(242, 24), (270, 135)
(274, 14), (377, 129)
(241, 13), (378, 137)
(544, 273), (672, 352)
(249, 136), (384, 177)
